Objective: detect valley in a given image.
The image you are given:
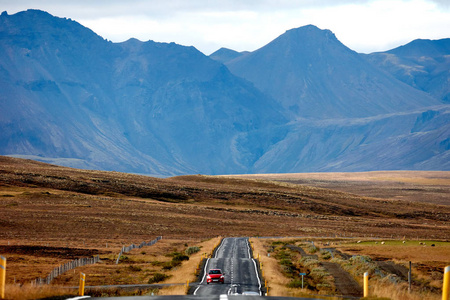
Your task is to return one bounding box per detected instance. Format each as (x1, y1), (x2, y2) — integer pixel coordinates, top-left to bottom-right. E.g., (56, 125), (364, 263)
(0, 156), (448, 299)
(1, 10), (449, 176)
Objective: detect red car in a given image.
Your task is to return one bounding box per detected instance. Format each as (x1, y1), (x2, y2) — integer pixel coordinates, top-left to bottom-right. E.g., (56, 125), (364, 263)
(206, 269), (225, 284)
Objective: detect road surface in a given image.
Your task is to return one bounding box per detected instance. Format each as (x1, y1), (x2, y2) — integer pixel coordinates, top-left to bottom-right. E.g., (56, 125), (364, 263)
(194, 237), (261, 296)
(86, 237), (322, 299)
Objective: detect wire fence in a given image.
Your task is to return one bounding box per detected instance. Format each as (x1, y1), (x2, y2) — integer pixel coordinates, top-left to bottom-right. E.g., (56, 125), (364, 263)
(116, 236), (162, 264)
(33, 255), (100, 285)
(29, 236), (163, 284)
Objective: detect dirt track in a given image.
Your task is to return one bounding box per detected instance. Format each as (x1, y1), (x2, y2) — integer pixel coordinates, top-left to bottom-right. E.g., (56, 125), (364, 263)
(376, 261), (409, 280)
(287, 245), (362, 297)
(321, 261), (363, 297)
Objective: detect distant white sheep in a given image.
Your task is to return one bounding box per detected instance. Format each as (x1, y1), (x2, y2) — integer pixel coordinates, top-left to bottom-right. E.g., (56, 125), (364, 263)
(381, 241), (385, 245)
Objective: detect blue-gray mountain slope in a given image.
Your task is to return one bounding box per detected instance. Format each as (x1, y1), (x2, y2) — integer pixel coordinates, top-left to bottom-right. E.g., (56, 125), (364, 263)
(209, 47), (248, 64)
(366, 38), (450, 103)
(0, 11), (448, 174)
(0, 10), (285, 175)
(219, 25), (449, 172)
(224, 25), (440, 120)
(251, 105), (450, 173)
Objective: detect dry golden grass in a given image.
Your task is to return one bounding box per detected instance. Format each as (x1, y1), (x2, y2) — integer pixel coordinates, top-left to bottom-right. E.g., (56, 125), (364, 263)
(371, 281), (441, 300)
(250, 238), (288, 296)
(158, 285), (185, 296)
(0, 156), (449, 299)
(251, 237), (448, 300)
(231, 171), (450, 185)
(4, 284), (75, 300)
(161, 237), (221, 295)
(229, 171), (450, 206)
(336, 240), (450, 264)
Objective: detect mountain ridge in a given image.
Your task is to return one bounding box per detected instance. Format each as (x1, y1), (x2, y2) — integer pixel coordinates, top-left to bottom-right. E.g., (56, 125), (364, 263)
(366, 38), (450, 103)
(0, 9), (286, 175)
(1, 10), (449, 175)
(224, 25), (440, 120)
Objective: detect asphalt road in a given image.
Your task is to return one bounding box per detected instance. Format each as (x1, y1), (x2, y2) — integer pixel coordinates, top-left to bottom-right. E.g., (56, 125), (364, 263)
(193, 237), (261, 296)
(85, 237), (322, 300)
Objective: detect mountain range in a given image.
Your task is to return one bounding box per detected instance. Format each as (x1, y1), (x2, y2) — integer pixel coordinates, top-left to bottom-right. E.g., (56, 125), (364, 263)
(1, 9), (449, 175)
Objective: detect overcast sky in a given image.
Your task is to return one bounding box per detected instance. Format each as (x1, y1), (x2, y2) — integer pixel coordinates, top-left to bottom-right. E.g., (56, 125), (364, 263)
(2, 0), (449, 55)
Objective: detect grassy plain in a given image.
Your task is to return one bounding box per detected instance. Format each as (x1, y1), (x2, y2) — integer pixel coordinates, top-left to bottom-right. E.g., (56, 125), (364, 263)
(0, 156), (449, 299)
(251, 237), (449, 300)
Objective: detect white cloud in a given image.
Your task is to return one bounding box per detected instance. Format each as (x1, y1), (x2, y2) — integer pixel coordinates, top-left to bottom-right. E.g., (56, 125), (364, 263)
(303, 0), (450, 53)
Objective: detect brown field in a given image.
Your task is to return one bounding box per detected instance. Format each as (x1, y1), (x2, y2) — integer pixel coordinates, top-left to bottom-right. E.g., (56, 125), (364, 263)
(227, 171), (450, 205)
(251, 237), (449, 300)
(0, 156), (449, 299)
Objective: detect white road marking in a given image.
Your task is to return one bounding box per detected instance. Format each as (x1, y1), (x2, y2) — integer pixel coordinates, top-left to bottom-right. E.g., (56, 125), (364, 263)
(194, 238), (262, 296)
(215, 238), (225, 258)
(246, 239), (252, 258)
(251, 258), (262, 296)
(193, 257), (210, 295)
(247, 239), (262, 296)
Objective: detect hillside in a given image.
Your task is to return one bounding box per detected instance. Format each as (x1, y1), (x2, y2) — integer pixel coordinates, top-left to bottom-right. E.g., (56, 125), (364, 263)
(250, 105), (450, 173)
(209, 47), (248, 64)
(0, 10), (284, 176)
(0, 10), (449, 175)
(224, 25), (440, 120)
(1, 156), (449, 242)
(366, 38), (450, 103)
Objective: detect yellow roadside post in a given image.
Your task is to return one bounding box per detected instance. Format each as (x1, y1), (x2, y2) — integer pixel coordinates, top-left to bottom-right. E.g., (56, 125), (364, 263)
(364, 272), (369, 297)
(0, 256), (6, 299)
(443, 266), (450, 300)
(78, 272), (86, 296)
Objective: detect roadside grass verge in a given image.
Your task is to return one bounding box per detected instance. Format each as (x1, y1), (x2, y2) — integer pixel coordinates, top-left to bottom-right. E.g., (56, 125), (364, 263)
(251, 238), (334, 298)
(250, 238), (291, 297)
(160, 236), (221, 295)
(4, 284), (75, 300)
(256, 238), (447, 300)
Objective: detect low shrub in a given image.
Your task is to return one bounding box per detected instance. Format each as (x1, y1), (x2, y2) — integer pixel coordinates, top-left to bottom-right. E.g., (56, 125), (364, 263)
(185, 246), (200, 255)
(307, 245), (318, 254)
(128, 265), (142, 272)
(287, 279), (305, 288)
(320, 250), (332, 260)
(148, 273), (169, 284)
(162, 260), (180, 270)
(119, 255), (129, 261)
(173, 252), (189, 262)
(274, 250), (291, 260)
(300, 256), (320, 268)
